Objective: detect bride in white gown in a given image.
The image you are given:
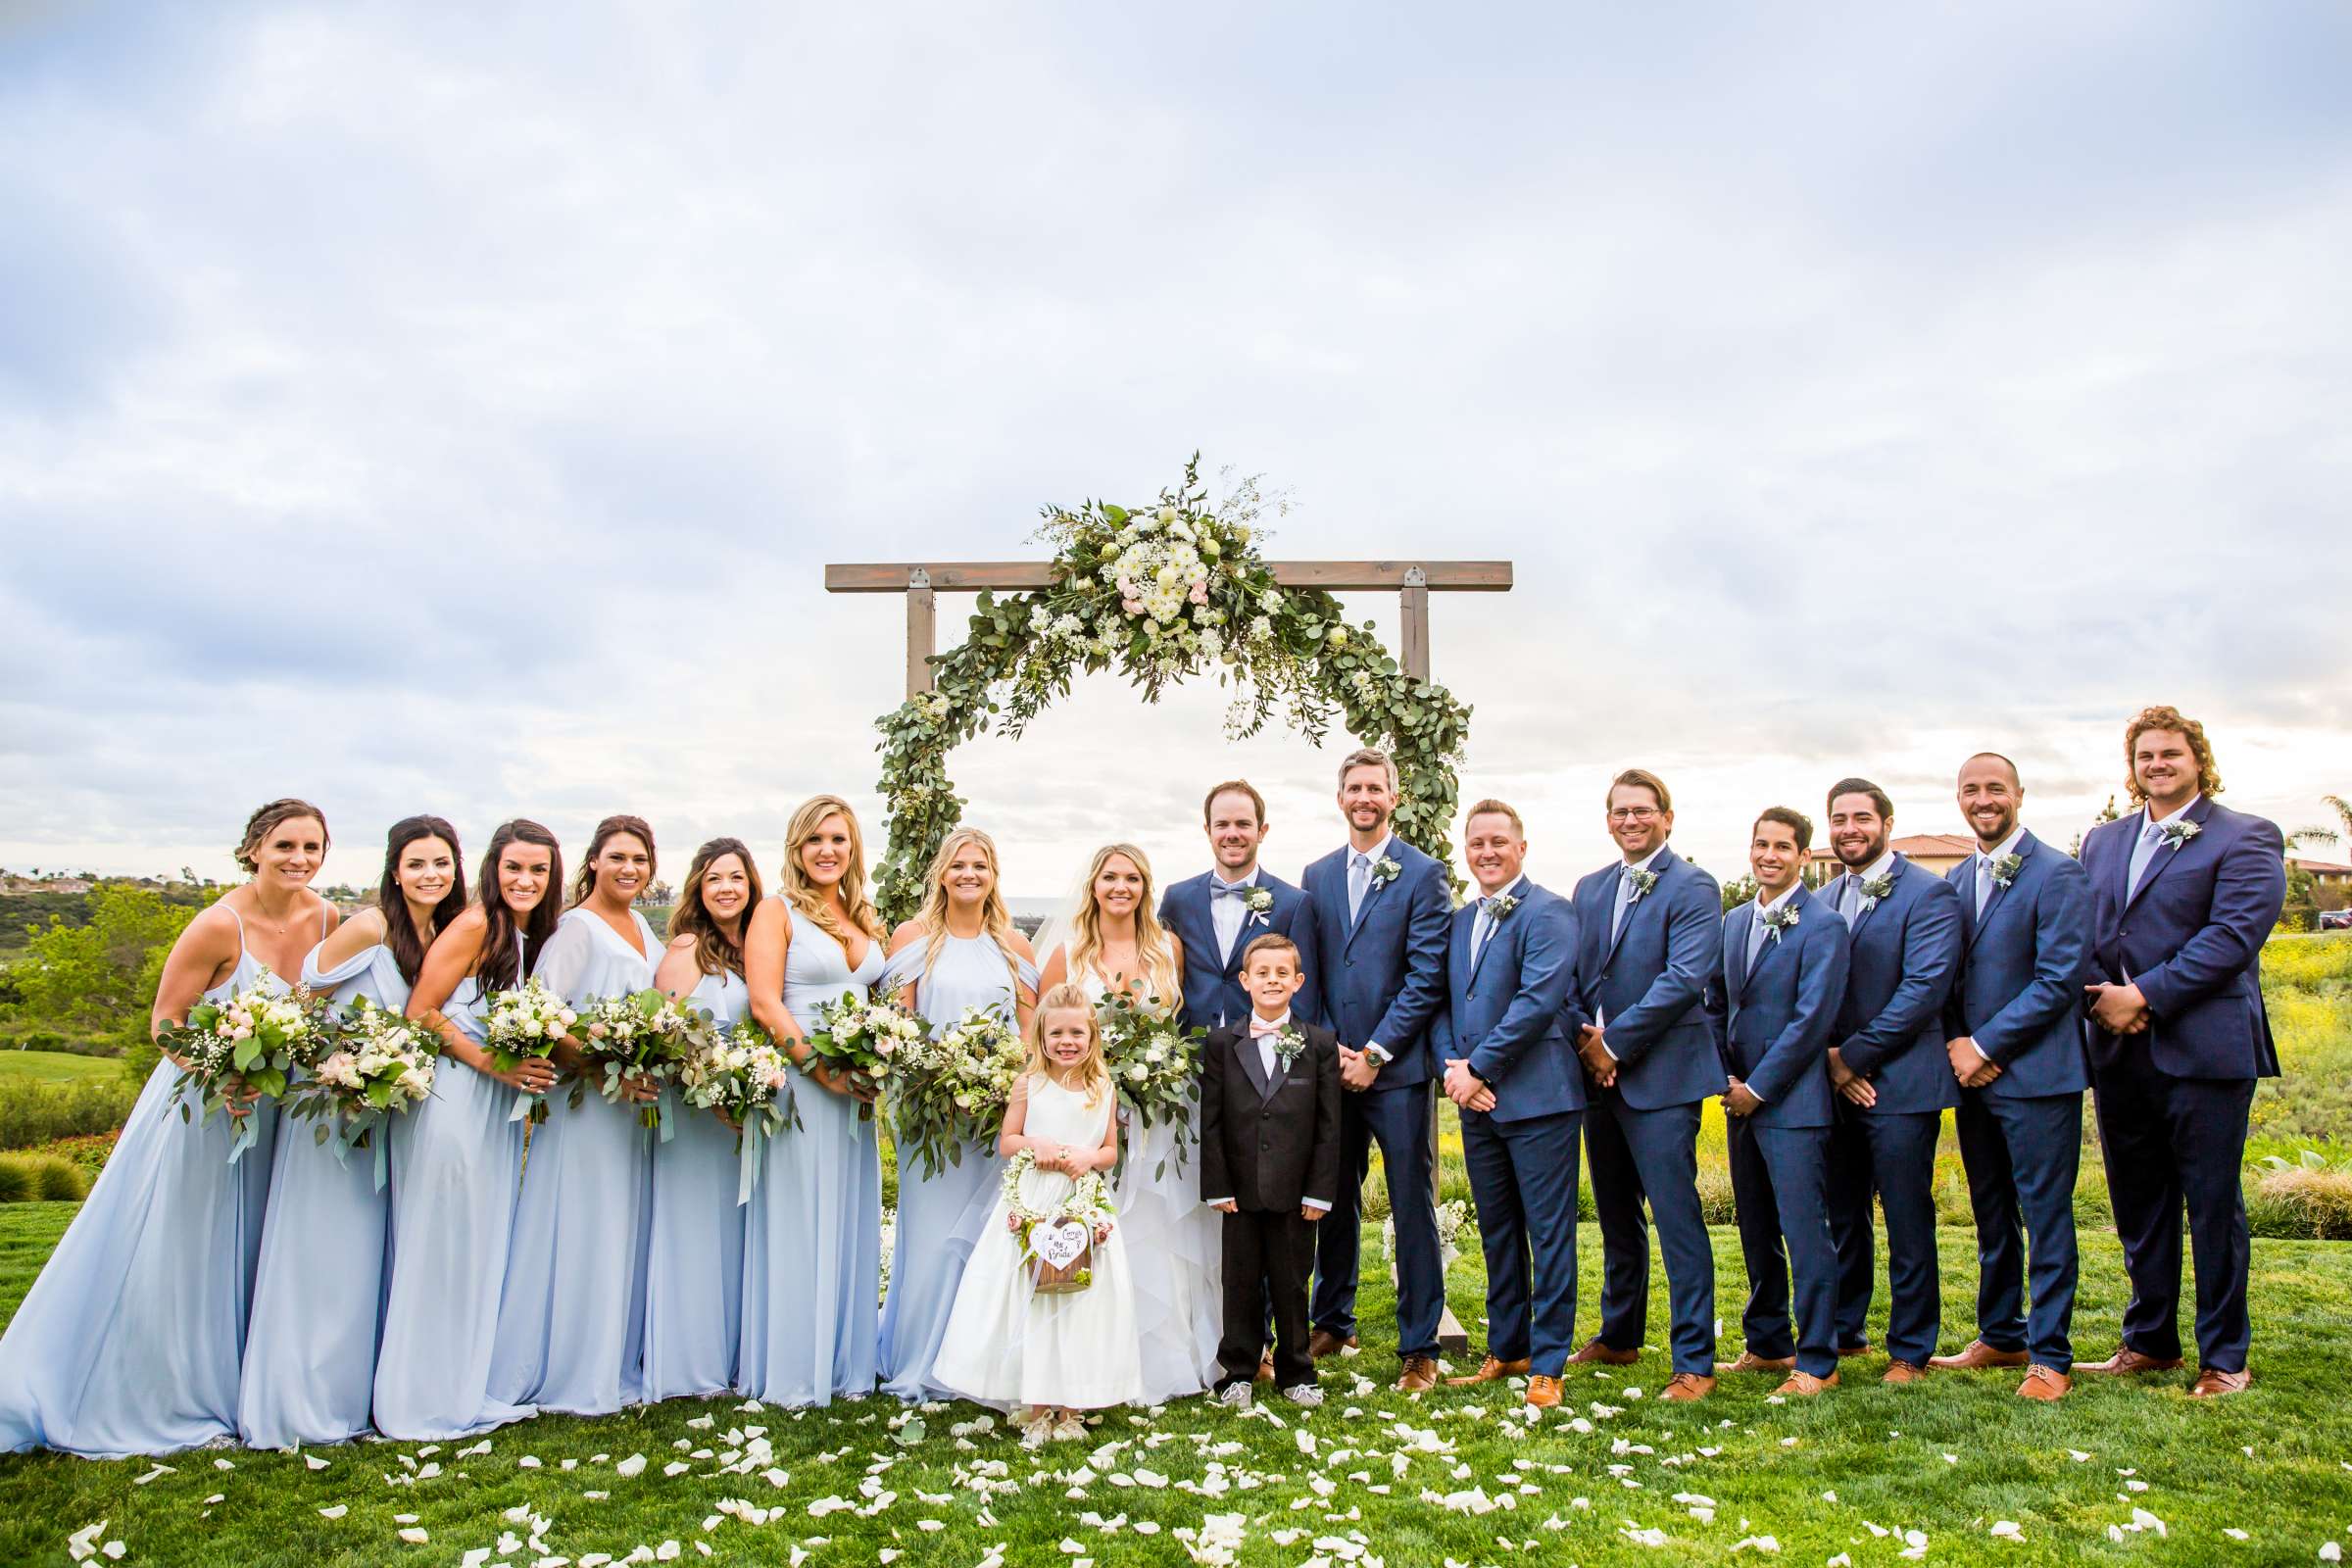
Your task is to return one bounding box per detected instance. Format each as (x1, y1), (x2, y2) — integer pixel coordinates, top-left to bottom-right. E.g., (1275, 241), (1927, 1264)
(1036, 843), (1220, 1404)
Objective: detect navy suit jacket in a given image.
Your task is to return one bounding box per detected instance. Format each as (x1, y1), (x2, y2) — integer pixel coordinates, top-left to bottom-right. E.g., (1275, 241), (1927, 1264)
(1823, 855), (1963, 1115)
(1158, 868), (1320, 1033)
(2080, 797), (2284, 1081)
(1443, 879), (1583, 1124)
(1570, 848), (1725, 1110)
(1300, 838), (1451, 1087)
(1940, 829), (2091, 1099)
(1716, 886), (1850, 1130)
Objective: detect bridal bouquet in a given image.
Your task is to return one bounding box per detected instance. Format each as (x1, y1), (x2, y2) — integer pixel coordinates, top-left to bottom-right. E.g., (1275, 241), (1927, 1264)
(158, 971), (329, 1163)
(801, 992), (925, 1118)
(286, 997), (438, 1189)
(1097, 989), (1203, 1177)
(481, 976), (574, 1124)
(567, 988), (716, 1133)
(887, 1004), (1028, 1180)
(1001, 1148), (1117, 1295)
(678, 1018), (800, 1203)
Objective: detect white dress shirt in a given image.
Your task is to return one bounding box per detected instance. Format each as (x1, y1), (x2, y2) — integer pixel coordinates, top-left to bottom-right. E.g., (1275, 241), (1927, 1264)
(1973, 824), (2027, 915)
(1208, 864), (1260, 965)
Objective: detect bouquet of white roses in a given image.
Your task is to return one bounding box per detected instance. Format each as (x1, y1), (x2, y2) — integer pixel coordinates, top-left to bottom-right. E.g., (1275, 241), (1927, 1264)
(801, 991), (924, 1120)
(566, 987), (715, 1133)
(888, 1004), (1028, 1180)
(1096, 989), (1203, 1178)
(1001, 1147), (1118, 1295)
(481, 976), (574, 1124)
(678, 1017), (800, 1203)
(287, 997), (438, 1189)
(158, 970), (330, 1163)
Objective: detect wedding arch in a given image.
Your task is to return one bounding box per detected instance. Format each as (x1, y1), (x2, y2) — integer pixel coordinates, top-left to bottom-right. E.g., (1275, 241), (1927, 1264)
(826, 457), (1511, 925)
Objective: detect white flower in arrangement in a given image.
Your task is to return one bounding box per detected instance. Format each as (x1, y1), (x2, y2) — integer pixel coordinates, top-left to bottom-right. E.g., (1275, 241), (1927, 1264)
(1156, 504), (1177, 524)
(1249, 615), (1273, 643)
(1348, 669), (1376, 695)
(1258, 588), (1283, 615)
(1050, 612), (1083, 640)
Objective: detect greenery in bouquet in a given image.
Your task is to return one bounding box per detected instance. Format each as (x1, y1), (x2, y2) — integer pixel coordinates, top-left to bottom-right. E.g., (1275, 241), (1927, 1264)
(1096, 988), (1203, 1179)
(887, 1004), (1027, 1180)
(285, 997), (438, 1189)
(801, 991), (925, 1119)
(480, 975), (574, 1125)
(566, 987), (716, 1131)
(678, 1017), (801, 1203)
(156, 970), (329, 1162)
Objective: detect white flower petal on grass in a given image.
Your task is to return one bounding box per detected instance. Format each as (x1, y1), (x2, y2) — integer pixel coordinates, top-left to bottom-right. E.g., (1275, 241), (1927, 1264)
(2068, 1449), (2092, 1462)
(318, 1505), (348, 1519)
(397, 1528), (429, 1544)
(306, 1455), (330, 1472)
(1989, 1521), (2023, 1540)
(518, 1456), (542, 1469)
(1731, 1538), (1779, 1553)
(214, 1458), (235, 1470)
(664, 1462), (691, 1478)
(615, 1453), (648, 1479)
(2321, 1544), (2341, 1564)
(394, 1515), (419, 1525)
(131, 1464), (173, 1485)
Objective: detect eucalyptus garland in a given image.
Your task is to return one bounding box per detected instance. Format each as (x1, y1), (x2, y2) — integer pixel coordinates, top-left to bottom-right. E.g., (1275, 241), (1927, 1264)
(870, 456), (1473, 924)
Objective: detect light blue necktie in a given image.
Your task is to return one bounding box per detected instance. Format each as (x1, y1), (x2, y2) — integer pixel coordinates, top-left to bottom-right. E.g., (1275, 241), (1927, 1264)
(1347, 853), (1371, 922)
(1210, 878), (1251, 900)
(1611, 867), (1638, 942)
(1975, 855), (1995, 916)
(1841, 875), (1867, 930)
(2127, 819), (2166, 896)
(1744, 905), (1771, 971)
(1472, 897), (1500, 962)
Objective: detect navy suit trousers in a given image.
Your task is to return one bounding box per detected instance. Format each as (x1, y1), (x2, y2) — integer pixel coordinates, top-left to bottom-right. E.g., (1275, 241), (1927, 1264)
(1460, 1108), (1584, 1375)
(1311, 1080), (1443, 1357)
(1954, 1088), (2082, 1369)
(1584, 1089), (1715, 1373)
(2091, 1054), (2255, 1371)
(1827, 1104), (1943, 1366)
(1727, 1118), (1838, 1377)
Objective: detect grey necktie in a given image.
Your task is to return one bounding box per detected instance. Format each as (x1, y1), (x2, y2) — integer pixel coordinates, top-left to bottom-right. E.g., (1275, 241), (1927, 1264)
(1611, 866), (1637, 942)
(1975, 854), (1995, 916)
(1347, 853), (1371, 922)
(1842, 874), (1866, 929)
(1744, 905), (1771, 971)
(1472, 897), (1499, 962)
(2127, 819), (2166, 895)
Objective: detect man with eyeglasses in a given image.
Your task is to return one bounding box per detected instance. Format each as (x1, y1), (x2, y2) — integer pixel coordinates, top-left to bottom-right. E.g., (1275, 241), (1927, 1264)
(1567, 769), (1725, 1400)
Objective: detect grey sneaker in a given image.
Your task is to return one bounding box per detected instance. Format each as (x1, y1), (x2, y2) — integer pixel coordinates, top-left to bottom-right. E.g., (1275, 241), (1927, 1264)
(1281, 1384), (1324, 1407)
(1216, 1382), (1253, 1409)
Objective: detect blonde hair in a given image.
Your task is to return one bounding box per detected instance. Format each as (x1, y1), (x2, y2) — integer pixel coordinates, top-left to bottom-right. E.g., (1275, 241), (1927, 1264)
(911, 826), (1024, 990)
(1026, 982), (1107, 1106)
(778, 795), (885, 950)
(1068, 842), (1179, 1010)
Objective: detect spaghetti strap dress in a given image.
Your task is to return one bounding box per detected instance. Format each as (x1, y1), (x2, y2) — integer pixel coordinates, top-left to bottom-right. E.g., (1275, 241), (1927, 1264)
(642, 966), (749, 1401)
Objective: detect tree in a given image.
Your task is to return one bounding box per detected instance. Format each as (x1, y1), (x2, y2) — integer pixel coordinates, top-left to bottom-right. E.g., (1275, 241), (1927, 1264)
(1719, 872), (1758, 912)
(2070, 794), (2122, 859)
(13, 881), (218, 1054)
(2327, 795), (2352, 840)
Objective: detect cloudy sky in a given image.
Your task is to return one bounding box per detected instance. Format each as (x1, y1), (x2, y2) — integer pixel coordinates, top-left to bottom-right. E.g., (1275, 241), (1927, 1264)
(4, 0), (2349, 903)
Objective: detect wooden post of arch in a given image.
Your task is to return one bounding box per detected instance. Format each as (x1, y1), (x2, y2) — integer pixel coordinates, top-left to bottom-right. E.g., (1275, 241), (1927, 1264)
(828, 556), (1512, 1352)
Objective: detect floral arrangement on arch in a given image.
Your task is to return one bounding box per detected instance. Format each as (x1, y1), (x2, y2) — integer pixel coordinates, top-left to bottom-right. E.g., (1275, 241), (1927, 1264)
(870, 456), (1474, 922)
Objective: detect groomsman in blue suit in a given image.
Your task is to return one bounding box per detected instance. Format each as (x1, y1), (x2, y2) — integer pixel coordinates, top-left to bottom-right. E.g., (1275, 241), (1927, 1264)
(1299, 747), (1451, 1391)
(1441, 799), (1584, 1409)
(1818, 778), (1962, 1384)
(1569, 768), (1724, 1400)
(2078, 707), (2284, 1397)
(1927, 753), (2092, 1400)
(1716, 807), (1851, 1396)
(1160, 779), (1321, 1033)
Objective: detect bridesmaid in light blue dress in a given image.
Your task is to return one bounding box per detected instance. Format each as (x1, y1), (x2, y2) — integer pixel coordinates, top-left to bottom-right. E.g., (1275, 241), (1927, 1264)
(739, 794), (888, 1406)
(644, 836), (762, 1401)
(489, 813), (662, 1416)
(242, 815), (467, 1448)
(0, 799), (332, 1456)
(876, 826), (1039, 1401)
(375, 818), (564, 1441)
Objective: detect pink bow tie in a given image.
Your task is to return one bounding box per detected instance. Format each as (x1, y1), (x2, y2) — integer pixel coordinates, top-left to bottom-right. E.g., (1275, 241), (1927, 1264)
(1250, 1019), (1285, 1037)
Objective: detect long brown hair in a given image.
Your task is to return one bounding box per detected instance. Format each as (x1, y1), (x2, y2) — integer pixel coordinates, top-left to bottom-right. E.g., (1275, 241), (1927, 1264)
(670, 836), (763, 979)
(778, 795), (885, 948)
(911, 826), (1023, 989)
(571, 813), (658, 908)
(1067, 842), (1178, 1008)
(379, 814), (466, 985)
(234, 797), (329, 873)
(2124, 705), (2225, 804)
(478, 818), (563, 992)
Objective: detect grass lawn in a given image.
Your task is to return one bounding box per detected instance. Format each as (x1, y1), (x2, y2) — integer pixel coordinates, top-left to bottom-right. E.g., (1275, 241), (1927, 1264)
(0, 1050), (119, 1086)
(1, 1204), (2348, 1565)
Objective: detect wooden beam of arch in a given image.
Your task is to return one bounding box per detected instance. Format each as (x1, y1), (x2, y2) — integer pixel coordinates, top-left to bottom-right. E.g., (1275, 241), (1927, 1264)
(825, 560), (1513, 594)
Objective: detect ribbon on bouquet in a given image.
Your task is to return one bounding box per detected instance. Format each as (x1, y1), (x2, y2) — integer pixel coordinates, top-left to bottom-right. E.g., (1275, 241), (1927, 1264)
(224, 1104), (265, 1164)
(321, 1112), (394, 1192)
(656, 1082), (677, 1143)
(736, 1116), (765, 1206)
(509, 1086), (538, 1123)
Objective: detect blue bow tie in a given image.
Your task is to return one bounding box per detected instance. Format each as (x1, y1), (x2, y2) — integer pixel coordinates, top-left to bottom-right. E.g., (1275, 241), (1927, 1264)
(1211, 880), (1253, 899)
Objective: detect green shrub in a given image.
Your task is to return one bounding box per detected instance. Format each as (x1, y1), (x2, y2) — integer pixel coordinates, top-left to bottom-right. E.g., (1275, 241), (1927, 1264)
(2278, 904), (2321, 935)
(0, 1152), (86, 1203)
(31, 1157), (86, 1200)
(2247, 1162), (2352, 1241)
(32, 1131), (118, 1179)
(0, 1160), (26, 1203)
(0, 1076), (140, 1150)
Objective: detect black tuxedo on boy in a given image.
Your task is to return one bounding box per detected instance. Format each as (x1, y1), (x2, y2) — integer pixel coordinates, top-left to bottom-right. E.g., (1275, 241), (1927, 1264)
(1200, 1013), (1343, 1391)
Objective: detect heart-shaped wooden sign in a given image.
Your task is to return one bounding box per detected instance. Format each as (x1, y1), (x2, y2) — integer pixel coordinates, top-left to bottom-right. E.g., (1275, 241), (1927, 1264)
(1032, 1217), (1090, 1271)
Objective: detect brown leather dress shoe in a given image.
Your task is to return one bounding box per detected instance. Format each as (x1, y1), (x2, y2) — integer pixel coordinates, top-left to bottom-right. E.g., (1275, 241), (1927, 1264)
(1395, 1355), (1441, 1393)
(1837, 1343), (1869, 1358)
(1772, 1370), (1838, 1396)
(1930, 1339), (2030, 1371)
(2188, 1367), (2252, 1397)
(1524, 1375), (1564, 1408)
(1716, 1350), (1797, 1375)
(1307, 1330), (1359, 1360)
(1881, 1360), (1928, 1386)
(1657, 1372), (1716, 1402)
(2078, 1348), (2184, 1375)
(1447, 1355), (1533, 1386)
(1255, 1352), (1276, 1384)
(1565, 1339), (1640, 1367)
(2017, 1364), (2071, 1401)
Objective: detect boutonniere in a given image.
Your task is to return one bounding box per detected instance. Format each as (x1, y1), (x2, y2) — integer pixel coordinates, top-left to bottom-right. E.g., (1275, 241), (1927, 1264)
(2158, 818), (2201, 850)
(1760, 903), (1799, 943)
(1270, 1027), (1307, 1071)
(1242, 886), (1275, 923)
(1625, 867), (1659, 902)
(1989, 853), (2023, 889)
(1485, 892), (1520, 920)
(1857, 871), (1894, 913)
(1371, 856), (1402, 887)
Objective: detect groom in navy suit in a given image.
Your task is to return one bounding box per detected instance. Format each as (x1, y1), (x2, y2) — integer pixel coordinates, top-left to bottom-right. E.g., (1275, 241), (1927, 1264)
(1716, 807), (1852, 1396)
(1441, 799), (1584, 1409)
(1928, 753), (2092, 1400)
(1569, 768), (1724, 1400)
(1299, 747), (1451, 1391)
(1160, 780), (1320, 1034)
(2078, 707), (2284, 1396)
(1818, 778), (1962, 1384)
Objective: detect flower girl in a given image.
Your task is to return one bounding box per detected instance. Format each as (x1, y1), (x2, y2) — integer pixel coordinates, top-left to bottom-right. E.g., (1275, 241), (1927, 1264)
(930, 984), (1143, 1443)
